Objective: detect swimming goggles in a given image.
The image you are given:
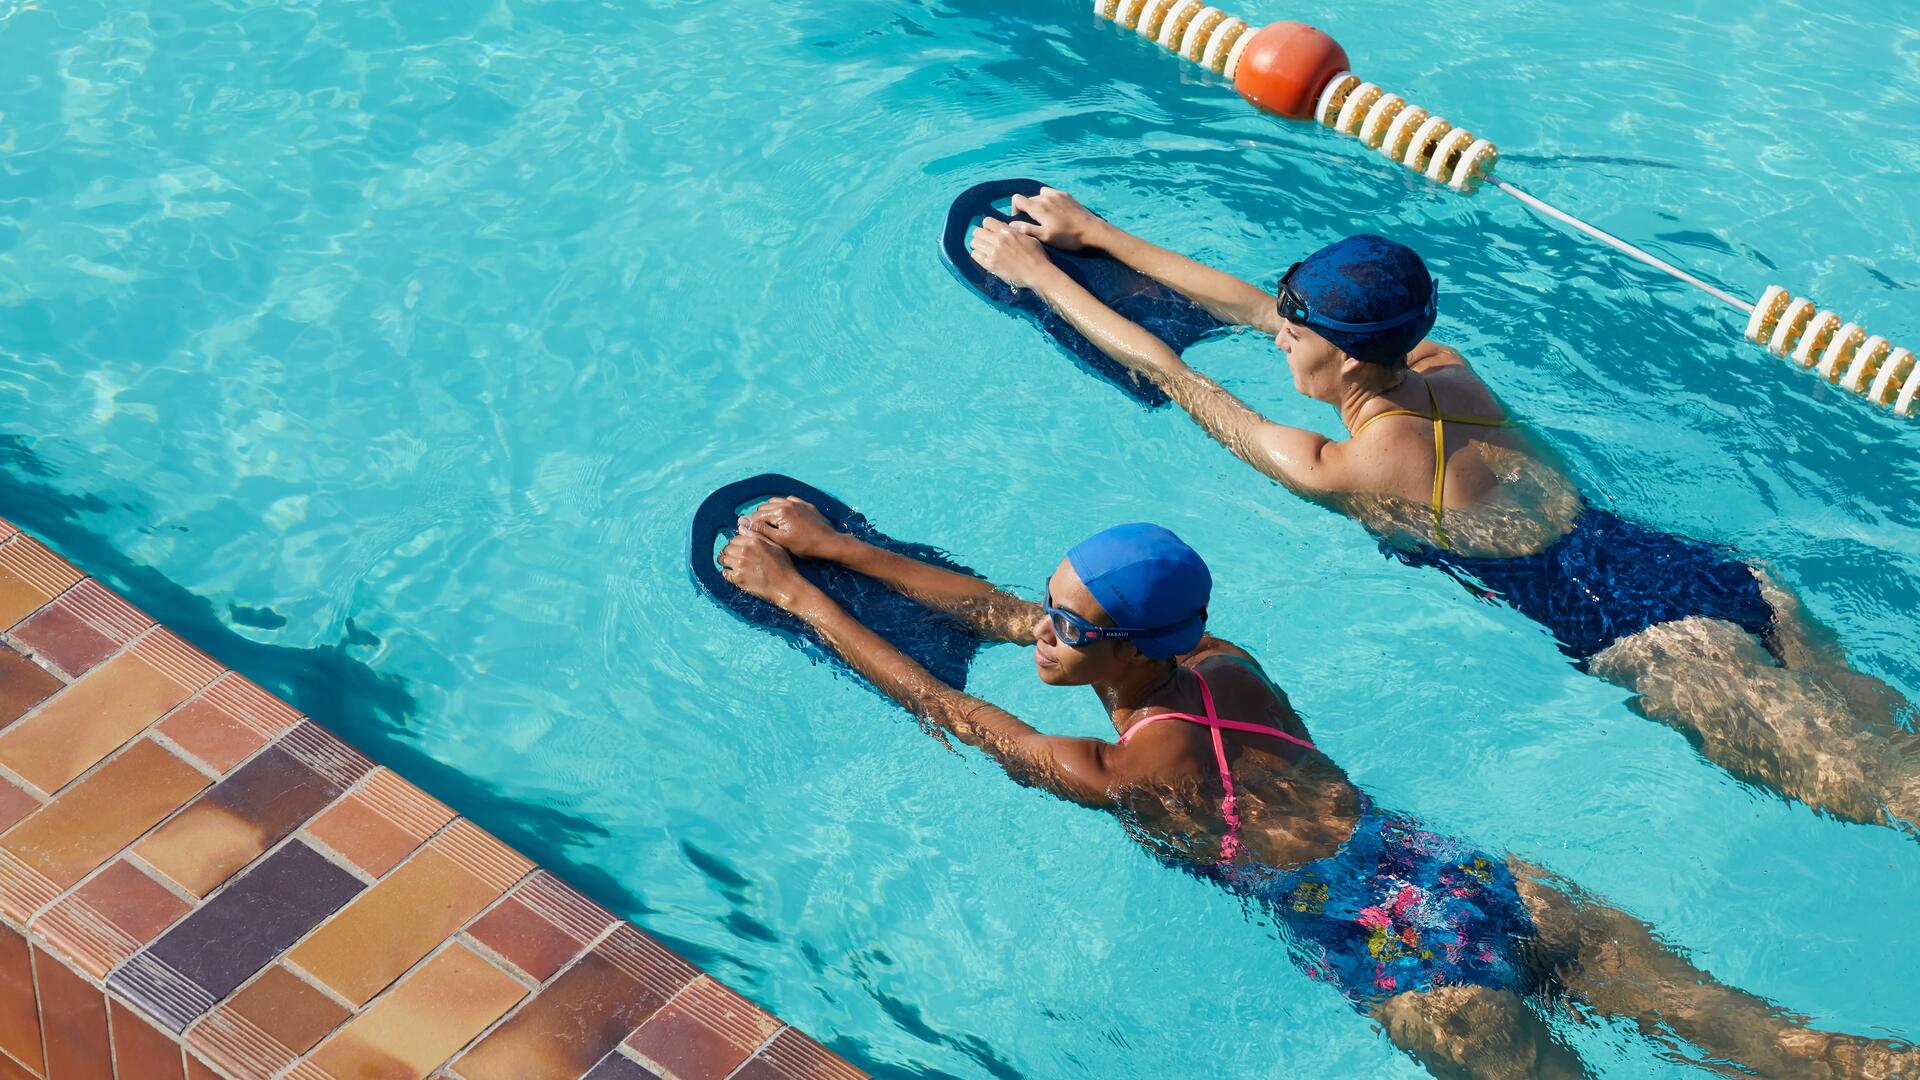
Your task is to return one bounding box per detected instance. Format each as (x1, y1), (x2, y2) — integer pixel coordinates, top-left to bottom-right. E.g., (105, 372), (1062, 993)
(1275, 261), (1437, 333)
(1042, 592), (1162, 647)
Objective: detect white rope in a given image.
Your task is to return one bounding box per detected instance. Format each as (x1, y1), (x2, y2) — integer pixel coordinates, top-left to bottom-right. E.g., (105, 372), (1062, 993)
(1493, 179), (1751, 314)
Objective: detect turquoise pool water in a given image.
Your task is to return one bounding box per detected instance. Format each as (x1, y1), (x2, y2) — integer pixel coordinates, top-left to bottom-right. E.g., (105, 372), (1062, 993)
(3, 0), (1918, 1074)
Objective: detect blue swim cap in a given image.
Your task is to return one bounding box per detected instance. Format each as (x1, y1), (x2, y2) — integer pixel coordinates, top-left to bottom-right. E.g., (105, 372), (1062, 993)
(1065, 523), (1211, 660)
(1282, 234), (1437, 365)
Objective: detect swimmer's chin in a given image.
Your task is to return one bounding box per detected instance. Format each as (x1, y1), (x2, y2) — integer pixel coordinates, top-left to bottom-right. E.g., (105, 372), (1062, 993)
(1034, 648), (1067, 684)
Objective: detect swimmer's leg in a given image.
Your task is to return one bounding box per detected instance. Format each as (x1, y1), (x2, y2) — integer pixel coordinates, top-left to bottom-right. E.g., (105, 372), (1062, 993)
(1373, 984), (1584, 1080)
(1512, 866), (1915, 1079)
(1753, 568), (1918, 744)
(1588, 617), (1909, 833)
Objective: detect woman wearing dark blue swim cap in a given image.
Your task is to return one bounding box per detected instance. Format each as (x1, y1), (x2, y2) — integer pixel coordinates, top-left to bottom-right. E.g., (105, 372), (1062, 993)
(969, 188), (1919, 838)
(718, 503), (1912, 1079)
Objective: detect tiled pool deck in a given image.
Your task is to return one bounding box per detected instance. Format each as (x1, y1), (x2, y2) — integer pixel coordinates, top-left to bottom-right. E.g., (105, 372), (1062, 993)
(0, 515), (866, 1079)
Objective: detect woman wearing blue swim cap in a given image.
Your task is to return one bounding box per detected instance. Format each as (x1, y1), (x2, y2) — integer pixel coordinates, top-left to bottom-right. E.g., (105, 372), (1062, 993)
(970, 188), (1918, 838)
(718, 502), (1911, 1079)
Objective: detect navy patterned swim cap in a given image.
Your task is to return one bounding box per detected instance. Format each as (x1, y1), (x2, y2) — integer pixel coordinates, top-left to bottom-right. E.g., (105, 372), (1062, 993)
(1281, 235), (1437, 366)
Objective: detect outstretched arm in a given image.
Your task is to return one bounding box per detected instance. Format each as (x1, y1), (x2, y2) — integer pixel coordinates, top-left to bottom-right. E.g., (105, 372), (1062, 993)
(1005, 187), (1286, 333)
(970, 221), (1361, 503)
(744, 497), (1039, 643)
(719, 530), (1120, 807)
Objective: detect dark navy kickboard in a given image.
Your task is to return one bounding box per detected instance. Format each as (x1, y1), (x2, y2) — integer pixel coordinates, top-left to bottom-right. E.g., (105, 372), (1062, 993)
(941, 177), (1228, 409)
(689, 474), (985, 691)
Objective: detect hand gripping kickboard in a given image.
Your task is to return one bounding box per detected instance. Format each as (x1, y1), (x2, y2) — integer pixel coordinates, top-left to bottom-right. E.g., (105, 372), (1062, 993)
(941, 177), (1229, 408)
(690, 474), (986, 690)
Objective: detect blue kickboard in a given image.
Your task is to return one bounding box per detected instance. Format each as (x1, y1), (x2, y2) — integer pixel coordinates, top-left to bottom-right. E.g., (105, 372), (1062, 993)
(941, 177), (1229, 409)
(689, 474), (985, 690)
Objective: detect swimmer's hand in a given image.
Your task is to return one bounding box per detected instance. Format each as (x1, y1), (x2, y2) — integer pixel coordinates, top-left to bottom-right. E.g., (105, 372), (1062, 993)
(969, 217), (1064, 291)
(719, 529), (825, 614)
(742, 497), (849, 561)
(1007, 187), (1108, 252)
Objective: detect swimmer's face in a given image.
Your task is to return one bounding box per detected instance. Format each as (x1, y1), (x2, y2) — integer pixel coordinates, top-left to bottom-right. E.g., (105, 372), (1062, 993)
(1033, 559), (1129, 686)
(1274, 319), (1346, 400)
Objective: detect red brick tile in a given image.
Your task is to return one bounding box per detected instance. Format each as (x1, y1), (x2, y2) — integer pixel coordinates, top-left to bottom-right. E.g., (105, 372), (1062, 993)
(727, 1028), (866, 1080)
(155, 675), (300, 775)
(0, 777), (37, 836)
(0, 538), (80, 632)
(34, 946), (112, 1080)
(109, 999), (184, 1080)
(306, 943), (525, 1080)
(453, 926), (696, 1080)
(9, 581), (150, 681)
(137, 743), (348, 898)
(0, 924), (42, 1074)
(32, 860), (192, 978)
(466, 872), (615, 984)
(0, 644), (60, 730)
(302, 769), (453, 878)
(187, 964), (347, 1080)
(0, 739), (210, 921)
(287, 824), (527, 1007)
(625, 976), (781, 1080)
(0, 633), (220, 796)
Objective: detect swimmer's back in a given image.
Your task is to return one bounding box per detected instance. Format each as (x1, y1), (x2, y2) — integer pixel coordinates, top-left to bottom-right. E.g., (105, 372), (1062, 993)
(1342, 342), (1581, 556)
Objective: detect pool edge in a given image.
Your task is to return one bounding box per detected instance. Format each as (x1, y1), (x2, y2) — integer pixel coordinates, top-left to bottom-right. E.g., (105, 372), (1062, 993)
(0, 513), (867, 1080)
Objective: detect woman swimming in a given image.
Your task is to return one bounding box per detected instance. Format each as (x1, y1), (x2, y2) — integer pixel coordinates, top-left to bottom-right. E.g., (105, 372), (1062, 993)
(718, 504), (1912, 1079)
(967, 190), (1919, 836)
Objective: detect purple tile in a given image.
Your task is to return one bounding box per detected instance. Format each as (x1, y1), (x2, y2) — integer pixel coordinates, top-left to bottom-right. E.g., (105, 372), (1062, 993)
(109, 840), (363, 1032)
(137, 743), (350, 896)
(586, 1052), (667, 1080)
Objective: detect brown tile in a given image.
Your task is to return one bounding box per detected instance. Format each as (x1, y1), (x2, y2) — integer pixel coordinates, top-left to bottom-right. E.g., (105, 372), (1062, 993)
(625, 976), (781, 1080)
(0, 644), (61, 729)
(0, 519), (13, 542)
(0, 776), (38, 835)
(32, 859), (192, 979)
(306, 943), (525, 1080)
(34, 945), (112, 1080)
(465, 872), (615, 984)
(0, 1048), (37, 1080)
(137, 743), (348, 898)
(453, 926), (696, 1080)
(155, 675), (301, 775)
(302, 769), (453, 878)
(9, 581), (150, 680)
(184, 1053), (220, 1080)
(0, 633), (221, 795)
(187, 963), (347, 1080)
(0, 923), (42, 1074)
(0, 739), (209, 920)
(727, 1028), (866, 1080)
(0, 537), (80, 631)
(110, 999), (184, 1080)
(287, 824), (526, 1007)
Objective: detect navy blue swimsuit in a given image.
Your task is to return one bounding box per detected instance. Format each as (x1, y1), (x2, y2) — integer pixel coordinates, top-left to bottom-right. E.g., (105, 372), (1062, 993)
(1391, 505), (1777, 664)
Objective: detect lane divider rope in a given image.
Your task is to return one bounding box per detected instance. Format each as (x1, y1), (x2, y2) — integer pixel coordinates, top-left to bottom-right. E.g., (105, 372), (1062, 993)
(1091, 1), (1916, 418)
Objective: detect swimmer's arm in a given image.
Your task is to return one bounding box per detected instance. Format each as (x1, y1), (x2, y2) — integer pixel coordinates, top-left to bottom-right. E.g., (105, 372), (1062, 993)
(792, 590), (1119, 807)
(820, 538), (1039, 645)
(1031, 269), (1361, 501)
(1093, 228), (1286, 333)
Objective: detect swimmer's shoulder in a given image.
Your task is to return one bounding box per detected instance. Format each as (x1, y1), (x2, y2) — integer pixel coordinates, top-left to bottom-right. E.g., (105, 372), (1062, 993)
(1407, 339), (1470, 373)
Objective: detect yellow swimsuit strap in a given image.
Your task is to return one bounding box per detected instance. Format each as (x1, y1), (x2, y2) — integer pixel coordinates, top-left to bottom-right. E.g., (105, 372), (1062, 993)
(1349, 380), (1511, 551)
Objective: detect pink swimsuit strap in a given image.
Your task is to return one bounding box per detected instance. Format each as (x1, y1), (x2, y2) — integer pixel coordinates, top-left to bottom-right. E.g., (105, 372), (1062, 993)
(1117, 669), (1317, 862)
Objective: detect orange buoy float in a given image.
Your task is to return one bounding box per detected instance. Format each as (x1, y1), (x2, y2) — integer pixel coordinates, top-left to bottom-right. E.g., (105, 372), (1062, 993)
(1231, 21), (1347, 121)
